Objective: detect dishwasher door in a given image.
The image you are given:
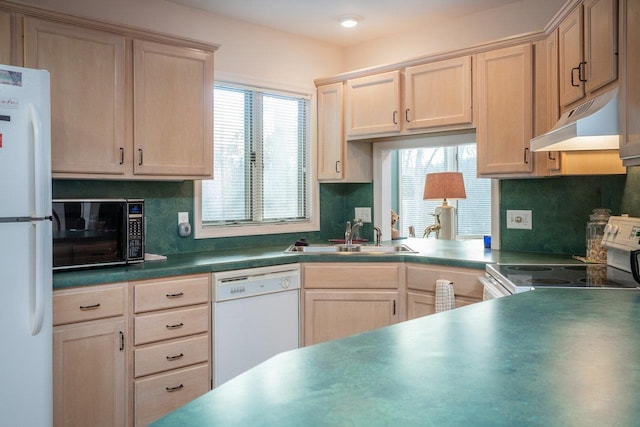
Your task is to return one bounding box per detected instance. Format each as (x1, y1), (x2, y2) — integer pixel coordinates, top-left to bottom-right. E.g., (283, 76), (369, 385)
(213, 265), (300, 387)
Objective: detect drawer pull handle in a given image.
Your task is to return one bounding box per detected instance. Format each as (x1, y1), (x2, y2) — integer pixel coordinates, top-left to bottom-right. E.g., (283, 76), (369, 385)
(79, 303), (101, 311)
(166, 322), (184, 330)
(166, 292), (184, 299)
(166, 353), (184, 361)
(166, 384), (184, 392)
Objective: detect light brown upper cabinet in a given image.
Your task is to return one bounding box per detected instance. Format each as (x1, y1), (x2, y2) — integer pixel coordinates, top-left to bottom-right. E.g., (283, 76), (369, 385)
(619, 0), (640, 166)
(539, 29), (625, 175)
(317, 82), (372, 182)
(133, 40), (213, 178)
(558, 0), (618, 109)
(24, 18), (128, 176)
(346, 71), (401, 137)
(475, 44), (534, 176)
(23, 16), (215, 180)
(317, 83), (344, 180)
(404, 56), (472, 130)
(344, 56), (473, 139)
(1, 11), (13, 65)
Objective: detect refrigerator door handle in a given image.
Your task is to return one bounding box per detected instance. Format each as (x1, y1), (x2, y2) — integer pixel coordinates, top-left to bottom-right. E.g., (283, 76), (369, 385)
(31, 220), (51, 336)
(29, 104), (48, 219)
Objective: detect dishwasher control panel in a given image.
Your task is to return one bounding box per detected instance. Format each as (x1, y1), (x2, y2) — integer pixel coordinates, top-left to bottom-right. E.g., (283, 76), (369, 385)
(213, 264), (301, 302)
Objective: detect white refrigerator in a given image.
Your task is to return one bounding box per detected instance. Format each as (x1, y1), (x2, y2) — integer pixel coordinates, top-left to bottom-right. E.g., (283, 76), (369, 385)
(0, 64), (53, 426)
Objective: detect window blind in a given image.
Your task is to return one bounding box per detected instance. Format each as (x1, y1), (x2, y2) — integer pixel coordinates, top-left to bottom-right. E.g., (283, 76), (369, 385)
(398, 144), (490, 238)
(201, 84), (309, 226)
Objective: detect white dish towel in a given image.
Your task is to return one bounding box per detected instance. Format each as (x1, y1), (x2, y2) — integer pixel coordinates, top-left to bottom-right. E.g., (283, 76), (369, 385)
(435, 279), (455, 313)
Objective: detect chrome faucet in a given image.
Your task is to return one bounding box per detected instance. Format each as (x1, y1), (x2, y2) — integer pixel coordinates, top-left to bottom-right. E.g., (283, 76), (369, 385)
(423, 213), (441, 238)
(373, 226), (382, 246)
(345, 219), (363, 246)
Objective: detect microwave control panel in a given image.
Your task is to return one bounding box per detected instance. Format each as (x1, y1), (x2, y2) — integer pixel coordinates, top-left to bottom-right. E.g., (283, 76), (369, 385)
(127, 200), (145, 262)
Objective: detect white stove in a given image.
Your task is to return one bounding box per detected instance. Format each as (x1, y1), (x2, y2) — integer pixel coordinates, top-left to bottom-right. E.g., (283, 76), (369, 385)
(481, 216), (640, 299)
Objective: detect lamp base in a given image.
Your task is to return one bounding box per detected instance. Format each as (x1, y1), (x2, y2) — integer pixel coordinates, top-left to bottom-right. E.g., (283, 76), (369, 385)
(435, 204), (456, 240)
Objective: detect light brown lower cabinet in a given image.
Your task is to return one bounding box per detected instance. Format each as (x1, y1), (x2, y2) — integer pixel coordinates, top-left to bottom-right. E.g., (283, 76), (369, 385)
(304, 289), (400, 345)
(53, 318), (127, 427)
(53, 283), (127, 427)
(405, 263), (484, 320)
(302, 263), (401, 346)
(134, 364), (209, 427)
(131, 274), (211, 426)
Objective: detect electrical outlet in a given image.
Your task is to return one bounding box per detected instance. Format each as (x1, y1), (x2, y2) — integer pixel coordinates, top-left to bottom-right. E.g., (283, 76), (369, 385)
(178, 211), (189, 225)
(506, 210), (532, 230)
(355, 207), (372, 223)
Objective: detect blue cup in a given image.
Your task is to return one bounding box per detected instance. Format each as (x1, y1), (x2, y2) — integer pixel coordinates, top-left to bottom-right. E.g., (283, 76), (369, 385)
(483, 235), (491, 248)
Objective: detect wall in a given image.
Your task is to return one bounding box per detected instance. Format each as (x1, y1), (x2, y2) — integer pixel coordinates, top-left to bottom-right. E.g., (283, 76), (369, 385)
(342, 0), (566, 71)
(14, 0), (345, 89)
(52, 180), (373, 254)
(32, 0), (639, 257)
(499, 167), (640, 255)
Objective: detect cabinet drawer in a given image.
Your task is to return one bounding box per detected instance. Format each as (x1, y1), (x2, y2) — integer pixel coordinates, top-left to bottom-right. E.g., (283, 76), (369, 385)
(134, 274), (209, 313)
(303, 263), (400, 289)
(135, 335), (209, 378)
(406, 264), (483, 299)
(135, 305), (209, 345)
(135, 364), (209, 427)
(53, 284), (125, 326)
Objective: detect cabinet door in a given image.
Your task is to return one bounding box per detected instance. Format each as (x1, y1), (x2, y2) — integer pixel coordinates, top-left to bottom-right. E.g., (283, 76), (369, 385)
(475, 44), (534, 176)
(345, 70), (401, 137)
(619, 0), (640, 165)
(304, 290), (399, 346)
(133, 40), (213, 177)
(317, 83), (344, 180)
(407, 291), (435, 320)
(53, 319), (126, 427)
(404, 56), (472, 129)
(584, 0), (618, 94)
(0, 12), (12, 65)
(24, 18), (127, 175)
(558, 5), (586, 107)
(544, 30), (562, 172)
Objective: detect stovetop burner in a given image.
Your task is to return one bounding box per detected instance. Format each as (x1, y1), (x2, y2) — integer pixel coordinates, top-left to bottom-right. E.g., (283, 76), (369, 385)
(486, 263), (639, 294)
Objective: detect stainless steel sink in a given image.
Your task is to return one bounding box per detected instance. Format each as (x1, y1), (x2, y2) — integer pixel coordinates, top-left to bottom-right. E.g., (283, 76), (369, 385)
(285, 243), (416, 254)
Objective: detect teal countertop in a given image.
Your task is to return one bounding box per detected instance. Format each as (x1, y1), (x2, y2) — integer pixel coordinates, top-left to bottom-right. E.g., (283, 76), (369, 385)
(151, 288), (640, 426)
(53, 239), (580, 289)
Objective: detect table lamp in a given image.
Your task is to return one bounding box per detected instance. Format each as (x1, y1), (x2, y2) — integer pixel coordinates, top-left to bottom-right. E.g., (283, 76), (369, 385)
(423, 172), (466, 240)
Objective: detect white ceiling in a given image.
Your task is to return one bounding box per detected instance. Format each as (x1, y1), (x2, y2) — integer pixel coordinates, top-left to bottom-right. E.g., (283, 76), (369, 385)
(166, 0), (527, 46)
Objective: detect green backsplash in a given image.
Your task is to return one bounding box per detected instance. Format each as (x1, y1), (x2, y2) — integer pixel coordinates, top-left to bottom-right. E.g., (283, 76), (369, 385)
(54, 167), (639, 257)
(499, 166), (640, 256)
(52, 180), (373, 255)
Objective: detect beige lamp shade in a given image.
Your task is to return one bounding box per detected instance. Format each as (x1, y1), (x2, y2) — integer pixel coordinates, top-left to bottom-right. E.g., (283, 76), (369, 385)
(423, 172), (466, 204)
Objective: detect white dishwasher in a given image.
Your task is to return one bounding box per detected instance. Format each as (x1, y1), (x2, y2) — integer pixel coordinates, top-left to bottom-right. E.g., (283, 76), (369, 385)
(212, 264), (300, 387)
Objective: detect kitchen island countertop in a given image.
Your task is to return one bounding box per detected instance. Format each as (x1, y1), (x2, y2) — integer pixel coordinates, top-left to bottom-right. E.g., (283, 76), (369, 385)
(53, 238), (580, 289)
(151, 288), (640, 426)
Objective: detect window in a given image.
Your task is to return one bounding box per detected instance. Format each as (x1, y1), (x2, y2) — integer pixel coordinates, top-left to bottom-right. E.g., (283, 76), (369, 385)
(398, 143), (491, 238)
(195, 83), (317, 238)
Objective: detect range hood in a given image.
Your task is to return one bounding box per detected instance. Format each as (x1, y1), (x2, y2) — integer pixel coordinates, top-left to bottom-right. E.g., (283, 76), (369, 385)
(530, 88), (620, 152)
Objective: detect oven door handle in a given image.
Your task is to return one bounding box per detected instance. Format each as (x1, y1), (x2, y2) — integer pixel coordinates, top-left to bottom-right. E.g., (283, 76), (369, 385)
(478, 275), (511, 300)
(631, 250), (640, 285)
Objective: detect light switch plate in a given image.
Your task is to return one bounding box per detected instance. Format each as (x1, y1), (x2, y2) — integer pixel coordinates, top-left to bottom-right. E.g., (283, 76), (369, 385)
(178, 211), (189, 225)
(355, 207), (372, 223)
(506, 210), (532, 230)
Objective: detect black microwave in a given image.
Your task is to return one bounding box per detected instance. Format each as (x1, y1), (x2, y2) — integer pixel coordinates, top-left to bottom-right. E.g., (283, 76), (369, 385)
(52, 199), (145, 270)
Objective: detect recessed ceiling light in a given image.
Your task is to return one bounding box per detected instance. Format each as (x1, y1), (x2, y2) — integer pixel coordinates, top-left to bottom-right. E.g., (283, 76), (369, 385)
(339, 16), (360, 28)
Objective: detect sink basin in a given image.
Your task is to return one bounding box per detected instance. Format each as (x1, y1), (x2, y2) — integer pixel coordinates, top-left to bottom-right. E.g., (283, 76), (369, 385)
(285, 243), (416, 254)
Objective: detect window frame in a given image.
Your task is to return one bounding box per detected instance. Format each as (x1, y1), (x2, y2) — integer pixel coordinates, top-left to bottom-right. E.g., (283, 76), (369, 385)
(194, 74), (319, 239)
(371, 131), (500, 245)
(397, 144), (491, 239)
